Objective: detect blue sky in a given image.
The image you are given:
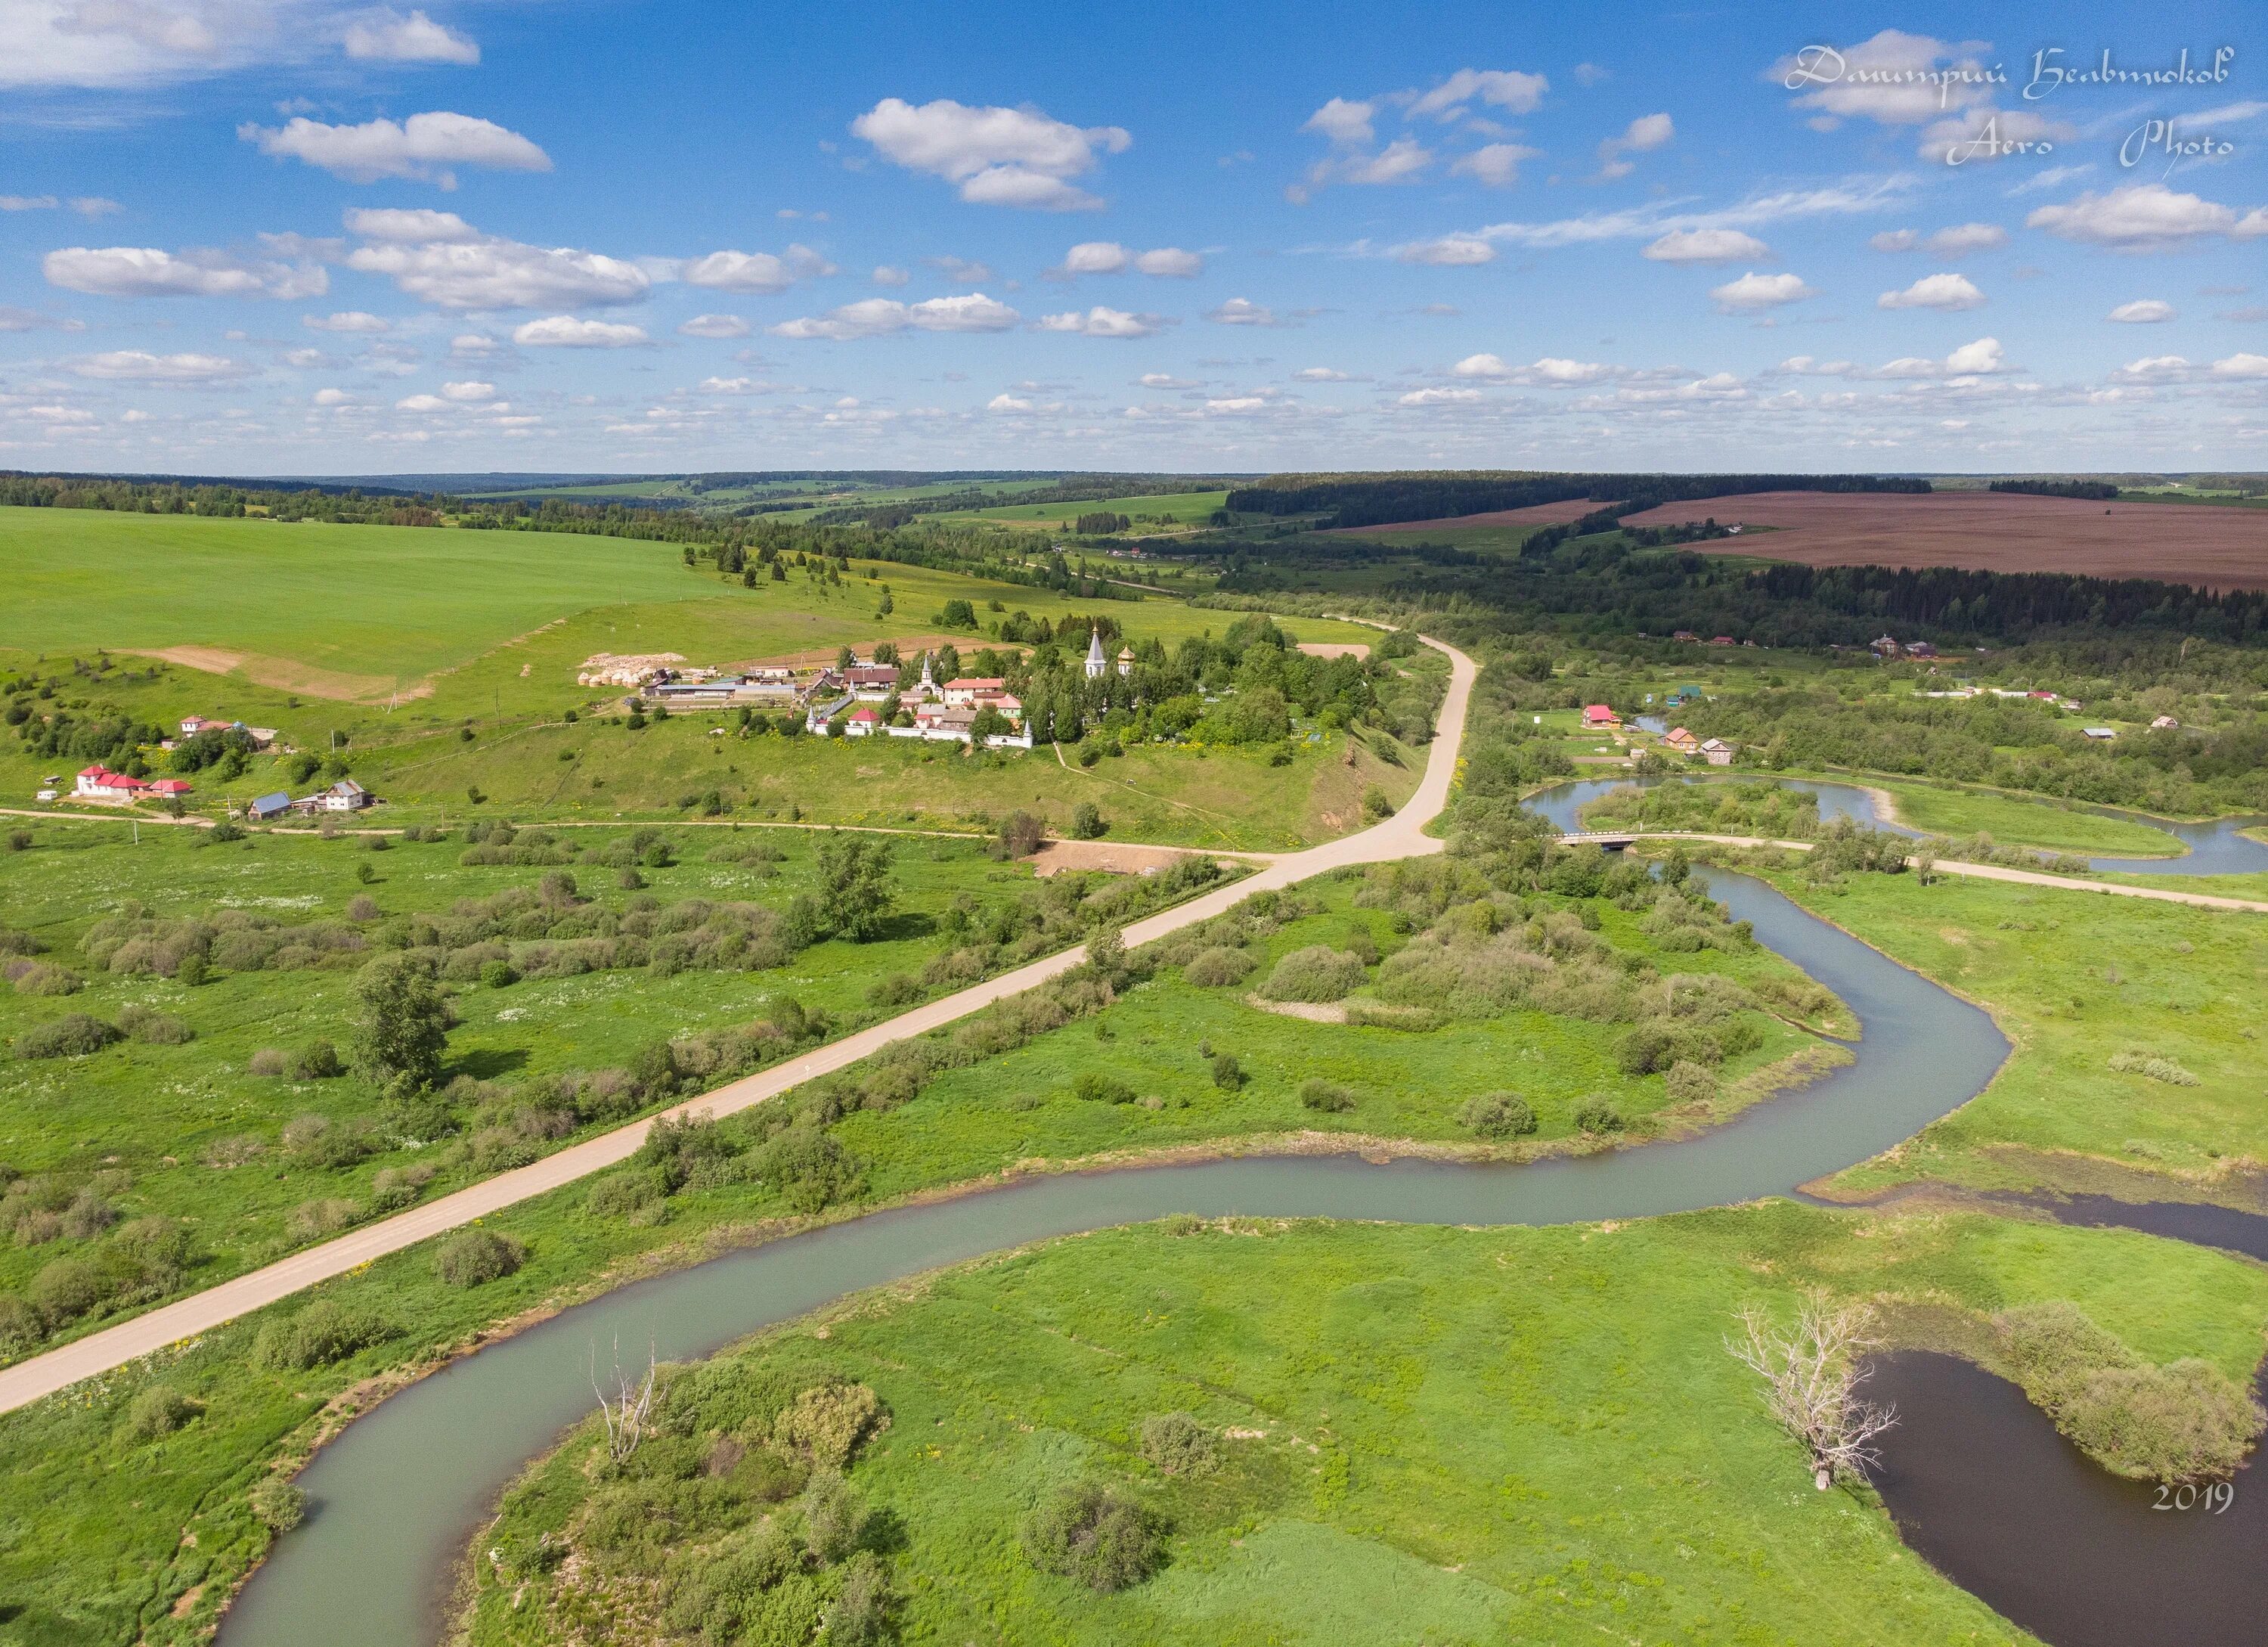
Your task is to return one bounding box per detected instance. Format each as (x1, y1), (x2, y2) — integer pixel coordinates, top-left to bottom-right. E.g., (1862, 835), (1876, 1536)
(3, 0), (2264, 476)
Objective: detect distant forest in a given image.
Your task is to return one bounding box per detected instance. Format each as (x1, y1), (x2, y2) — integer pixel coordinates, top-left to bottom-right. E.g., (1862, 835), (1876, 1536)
(1224, 471), (1930, 529)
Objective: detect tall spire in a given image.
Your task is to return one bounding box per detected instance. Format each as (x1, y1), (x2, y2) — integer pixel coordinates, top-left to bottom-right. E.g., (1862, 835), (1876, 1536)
(1084, 628), (1106, 678)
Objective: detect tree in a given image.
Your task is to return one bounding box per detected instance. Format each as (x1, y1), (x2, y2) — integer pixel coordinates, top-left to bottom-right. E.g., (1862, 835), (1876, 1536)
(815, 832), (895, 941)
(994, 810), (1046, 860)
(1727, 1292), (1898, 1487)
(351, 954), (449, 1092)
(1072, 801), (1107, 839)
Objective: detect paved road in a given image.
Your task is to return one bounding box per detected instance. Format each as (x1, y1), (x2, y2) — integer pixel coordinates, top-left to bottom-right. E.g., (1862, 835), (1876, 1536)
(0, 637), (1474, 1415)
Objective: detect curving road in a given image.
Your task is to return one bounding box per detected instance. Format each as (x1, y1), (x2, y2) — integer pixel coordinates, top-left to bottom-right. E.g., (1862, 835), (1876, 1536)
(0, 637), (1475, 1416)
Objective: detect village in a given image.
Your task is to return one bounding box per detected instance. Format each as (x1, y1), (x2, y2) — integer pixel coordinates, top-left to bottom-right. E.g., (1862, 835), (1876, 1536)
(57, 712), (376, 821)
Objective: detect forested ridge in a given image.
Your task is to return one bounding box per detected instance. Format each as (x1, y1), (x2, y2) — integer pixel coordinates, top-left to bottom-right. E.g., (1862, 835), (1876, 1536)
(1223, 470), (1929, 529)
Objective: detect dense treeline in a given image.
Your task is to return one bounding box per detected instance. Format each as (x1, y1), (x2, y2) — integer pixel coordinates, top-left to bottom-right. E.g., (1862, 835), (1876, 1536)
(0, 473), (439, 523)
(1223, 471), (1930, 529)
(1988, 479), (2120, 501)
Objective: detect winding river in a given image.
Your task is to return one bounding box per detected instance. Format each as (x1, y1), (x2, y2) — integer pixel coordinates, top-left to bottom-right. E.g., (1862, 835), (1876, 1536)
(1524, 773), (2268, 877)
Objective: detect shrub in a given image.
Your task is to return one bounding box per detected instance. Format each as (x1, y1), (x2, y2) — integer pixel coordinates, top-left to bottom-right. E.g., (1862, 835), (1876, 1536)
(1210, 1052), (1244, 1090)
(11, 962), (82, 997)
(1182, 947), (1254, 987)
(128, 1384), (200, 1440)
(1140, 1412), (1217, 1475)
(1298, 1078), (1356, 1113)
(285, 1198), (359, 1241)
(1460, 1091), (1536, 1138)
(29, 1256), (106, 1323)
(248, 1047), (290, 1077)
(292, 1039), (344, 1080)
(826, 1551), (896, 1647)
(757, 1126), (865, 1214)
(433, 1227), (525, 1288)
(249, 1478), (305, 1534)
(17, 1013), (122, 1059)
(1665, 1059), (1719, 1105)
(346, 893), (382, 922)
(252, 1300), (395, 1371)
(1258, 945), (1368, 1003)
(1073, 802), (1108, 839)
(1361, 785), (1395, 820)
(585, 1171), (667, 1223)
(1021, 1480), (1165, 1592)
(1073, 1072), (1138, 1106)
(0, 1294), (40, 1353)
(800, 1469), (869, 1563)
(773, 1382), (888, 1469)
(478, 959), (519, 988)
(1572, 1096), (1625, 1134)
(118, 1004), (194, 1044)
(2108, 1049), (2202, 1087)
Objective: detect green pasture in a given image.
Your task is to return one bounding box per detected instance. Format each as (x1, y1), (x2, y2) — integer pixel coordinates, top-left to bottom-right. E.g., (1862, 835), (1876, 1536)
(1869, 781), (2182, 858)
(930, 489), (1230, 529)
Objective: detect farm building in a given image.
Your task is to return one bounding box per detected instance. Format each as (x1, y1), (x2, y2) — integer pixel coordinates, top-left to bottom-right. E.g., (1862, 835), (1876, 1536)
(1699, 738), (1737, 766)
(148, 778), (194, 798)
(2083, 727), (2117, 741)
(248, 792), (293, 820)
(2151, 715), (2180, 730)
(302, 779), (374, 811)
(1582, 705), (1621, 729)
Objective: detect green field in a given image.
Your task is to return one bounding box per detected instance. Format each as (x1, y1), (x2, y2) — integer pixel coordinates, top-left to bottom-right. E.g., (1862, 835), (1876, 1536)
(931, 489), (1231, 531)
(460, 1205), (2268, 1647)
(1871, 781), (2184, 858)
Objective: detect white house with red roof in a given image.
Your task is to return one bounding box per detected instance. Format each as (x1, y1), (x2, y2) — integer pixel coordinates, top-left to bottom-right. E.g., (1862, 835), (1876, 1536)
(942, 676), (1005, 707)
(75, 765), (150, 800)
(841, 706), (881, 737)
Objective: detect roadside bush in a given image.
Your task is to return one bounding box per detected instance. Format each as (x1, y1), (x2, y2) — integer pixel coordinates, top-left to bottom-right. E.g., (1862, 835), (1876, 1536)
(280, 1113), (375, 1169)
(285, 1198), (359, 1242)
(755, 1125), (865, 1214)
(433, 1227), (525, 1288)
(16, 1013), (122, 1059)
(1258, 945), (1368, 1003)
(128, 1384), (200, 1440)
(0, 1294), (40, 1353)
(1021, 1480), (1165, 1592)
(1665, 1059), (1719, 1106)
(118, 1004), (194, 1044)
(29, 1256), (105, 1323)
(773, 1381), (888, 1469)
(1299, 1078), (1356, 1113)
(367, 1163), (434, 1214)
(1182, 947), (1253, 987)
(1140, 1412), (1217, 1475)
(1459, 1091), (1536, 1139)
(252, 1299), (395, 1371)
(1073, 1072), (1138, 1106)
(585, 1169), (668, 1224)
(1572, 1096), (1626, 1134)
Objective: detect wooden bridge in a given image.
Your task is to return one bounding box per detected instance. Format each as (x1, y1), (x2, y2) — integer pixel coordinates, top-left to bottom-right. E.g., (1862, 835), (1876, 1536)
(1558, 830), (1640, 849)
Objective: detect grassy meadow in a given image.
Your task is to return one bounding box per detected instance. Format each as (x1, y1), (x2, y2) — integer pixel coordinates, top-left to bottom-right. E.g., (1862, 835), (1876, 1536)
(930, 489), (1231, 530)
(1869, 780), (2180, 858)
(459, 1205), (2268, 1647)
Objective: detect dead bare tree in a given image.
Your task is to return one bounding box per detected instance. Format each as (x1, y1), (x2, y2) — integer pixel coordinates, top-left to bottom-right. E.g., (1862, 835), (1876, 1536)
(1727, 1291), (1898, 1488)
(591, 1335), (657, 1466)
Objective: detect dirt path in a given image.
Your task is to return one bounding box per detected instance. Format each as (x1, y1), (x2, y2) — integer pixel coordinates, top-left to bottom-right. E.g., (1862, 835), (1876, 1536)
(0, 636), (1473, 1415)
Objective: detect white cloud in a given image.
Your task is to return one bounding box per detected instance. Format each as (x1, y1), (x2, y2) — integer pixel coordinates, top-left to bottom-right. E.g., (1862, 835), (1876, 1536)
(1709, 271), (1815, 312)
(395, 393), (450, 411)
(450, 333), (500, 355)
(1302, 97), (1375, 145)
(67, 349), (252, 382)
(1036, 306), (1163, 338)
(1924, 222), (2006, 256)
(1397, 234), (1495, 266)
(1449, 143), (1541, 188)
(1406, 69), (1548, 119)
(2027, 185), (2268, 251)
(2211, 352), (2268, 378)
(1597, 111), (1672, 178)
(439, 379), (495, 401)
(1206, 297), (1275, 326)
(303, 309), (389, 333)
(70, 197), (123, 217)
(1339, 136), (1430, 186)
(1870, 229), (1919, 252)
(1775, 31), (1992, 127)
(1457, 178), (1915, 253)
(850, 97), (1129, 211)
(872, 265), (909, 287)
(927, 255), (993, 284)
(0, 194), (57, 210)
(312, 387), (352, 406)
(1451, 352), (1616, 385)
(44, 244), (326, 299)
(2113, 354), (2189, 381)
(678, 313), (750, 338)
(2107, 299), (2174, 324)
(1139, 372), (1197, 388)
(1879, 272), (1985, 311)
(1293, 367), (1349, 381)
(1133, 247), (1202, 278)
(1064, 240), (1128, 274)
(1398, 386), (1482, 405)
(343, 8), (478, 64)
(346, 216), (649, 310)
(1643, 228), (1768, 263)
(239, 111), (550, 186)
(342, 206), (479, 243)
(680, 245), (834, 293)
(1876, 337), (2006, 377)
(770, 293), (1021, 340)
(511, 316), (649, 348)
(281, 348), (327, 368)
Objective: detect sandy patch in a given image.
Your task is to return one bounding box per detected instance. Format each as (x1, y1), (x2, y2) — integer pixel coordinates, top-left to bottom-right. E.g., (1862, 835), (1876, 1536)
(1620, 490), (2268, 594)
(1296, 641), (1371, 659)
(1024, 838), (1227, 876)
(120, 646), (414, 704)
(1244, 995), (1347, 1023)
(1326, 498), (1605, 535)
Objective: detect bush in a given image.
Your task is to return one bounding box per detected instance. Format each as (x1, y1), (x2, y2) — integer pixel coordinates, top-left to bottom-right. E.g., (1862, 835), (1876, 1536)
(1665, 1059), (1719, 1105)
(1140, 1412), (1217, 1475)
(252, 1300), (395, 1371)
(773, 1382), (888, 1469)
(17, 1013), (123, 1059)
(1021, 1480), (1165, 1592)
(11, 962), (82, 997)
(478, 959), (519, 988)
(1210, 1052), (1244, 1090)
(1460, 1091), (1536, 1138)
(586, 1170), (668, 1223)
(118, 1004), (194, 1044)
(433, 1227), (525, 1288)
(248, 1047), (290, 1077)
(800, 1470), (869, 1564)
(1298, 1078), (1356, 1113)
(1182, 947), (1254, 987)
(292, 1039), (344, 1080)
(29, 1256), (106, 1323)
(1073, 1072), (1138, 1106)
(1258, 946), (1367, 1003)
(758, 1125), (865, 1214)
(346, 893), (381, 922)
(128, 1384), (200, 1440)
(1572, 1096), (1625, 1134)
(826, 1550), (896, 1647)
(250, 1478), (305, 1534)
(2108, 1049), (2202, 1087)
(1073, 802), (1108, 839)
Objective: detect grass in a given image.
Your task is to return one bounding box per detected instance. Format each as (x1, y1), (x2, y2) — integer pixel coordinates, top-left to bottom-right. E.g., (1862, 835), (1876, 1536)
(1868, 781), (2180, 858)
(929, 490), (1231, 530)
(1767, 870), (2268, 1201)
(459, 1204), (2268, 1646)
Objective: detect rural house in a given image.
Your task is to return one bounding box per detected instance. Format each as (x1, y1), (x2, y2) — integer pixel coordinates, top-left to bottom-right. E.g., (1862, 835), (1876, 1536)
(1699, 738), (1737, 766)
(248, 791), (293, 820)
(73, 765), (149, 800)
(1662, 727), (1699, 755)
(942, 676), (1006, 707)
(1582, 704), (1621, 729)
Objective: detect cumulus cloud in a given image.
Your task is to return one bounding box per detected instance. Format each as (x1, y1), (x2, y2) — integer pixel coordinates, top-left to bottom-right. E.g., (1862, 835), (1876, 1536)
(770, 293), (1020, 340)
(1709, 271), (1815, 312)
(679, 245), (834, 293)
(44, 244), (327, 299)
(696, 376), (783, 394)
(872, 265), (909, 287)
(926, 254), (993, 284)
(1206, 296), (1276, 326)
(1408, 68), (1549, 119)
(312, 387), (353, 406)
(303, 309), (389, 332)
(1139, 372), (1198, 388)
(1449, 143), (1541, 188)
(1870, 228), (1920, 252)
(1398, 386), (1482, 406)
(343, 8), (478, 64)
(1452, 353), (1616, 385)
(1775, 31), (1994, 127)
(1879, 272), (1985, 311)
(1878, 337), (2006, 377)
(850, 97), (1129, 211)
(1643, 228), (1768, 263)
(512, 316), (648, 347)
(1292, 367), (1349, 381)
(1302, 98), (1375, 145)
(1063, 240), (1129, 274)
(345, 213), (649, 309)
(678, 313), (750, 338)
(1396, 234), (1495, 266)
(1596, 112), (1672, 179)
(1036, 306), (1164, 338)
(239, 111), (550, 187)
(2212, 352), (2268, 378)
(1134, 247), (1202, 277)
(2107, 299), (2174, 324)
(439, 379), (495, 401)
(67, 349), (253, 382)
(2026, 184), (2268, 251)
(1923, 222), (2006, 256)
